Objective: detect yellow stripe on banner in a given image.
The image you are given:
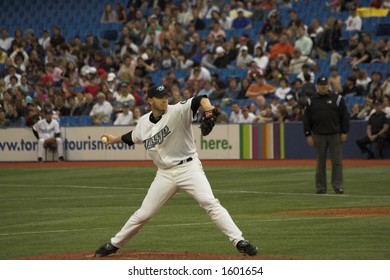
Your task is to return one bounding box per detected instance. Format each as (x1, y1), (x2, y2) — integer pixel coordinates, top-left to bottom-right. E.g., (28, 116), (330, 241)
(357, 8), (389, 17)
(266, 123), (274, 159)
(280, 123), (285, 159)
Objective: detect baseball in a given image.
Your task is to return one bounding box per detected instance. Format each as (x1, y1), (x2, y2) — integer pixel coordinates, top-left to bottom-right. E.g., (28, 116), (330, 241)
(101, 136), (108, 144)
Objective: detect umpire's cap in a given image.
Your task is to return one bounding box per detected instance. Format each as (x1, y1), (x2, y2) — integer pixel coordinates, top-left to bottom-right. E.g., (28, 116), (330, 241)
(147, 85), (169, 98)
(316, 76), (328, 85)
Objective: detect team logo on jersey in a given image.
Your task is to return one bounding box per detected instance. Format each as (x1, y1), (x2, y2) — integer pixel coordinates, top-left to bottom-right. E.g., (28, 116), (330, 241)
(143, 125), (171, 150)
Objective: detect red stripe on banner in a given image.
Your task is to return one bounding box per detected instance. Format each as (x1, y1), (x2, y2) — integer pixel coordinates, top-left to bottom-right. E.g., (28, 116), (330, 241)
(252, 124), (258, 160)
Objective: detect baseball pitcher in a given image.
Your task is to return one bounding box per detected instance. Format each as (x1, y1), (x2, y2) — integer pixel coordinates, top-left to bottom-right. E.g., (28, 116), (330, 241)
(94, 85), (258, 257)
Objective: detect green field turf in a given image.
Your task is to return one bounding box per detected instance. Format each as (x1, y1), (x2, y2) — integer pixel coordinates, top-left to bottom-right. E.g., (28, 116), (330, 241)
(0, 165), (389, 260)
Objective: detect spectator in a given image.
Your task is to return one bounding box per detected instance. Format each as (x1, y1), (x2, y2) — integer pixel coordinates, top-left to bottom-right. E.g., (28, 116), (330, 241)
(275, 77), (291, 101)
(229, 102), (242, 123)
(236, 46), (253, 69)
(101, 3), (118, 23)
(224, 77), (240, 99)
(214, 103), (228, 124)
(356, 99), (390, 159)
(294, 25), (313, 57)
(356, 69), (371, 92)
(297, 64), (315, 84)
(201, 0), (220, 19)
(269, 34), (295, 61)
(73, 92), (94, 116)
(0, 107), (10, 128)
(357, 98), (374, 120)
(253, 46), (269, 74)
(189, 6), (206, 30)
(329, 66), (343, 94)
(381, 72), (390, 96)
(258, 104), (275, 123)
(115, 83), (136, 109)
(209, 21), (226, 41)
(197, 80), (215, 98)
(290, 104), (304, 122)
(116, 3), (128, 22)
(371, 87), (384, 104)
(90, 92), (113, 125)
(350, 43), (372, 68)
(289, 49), (316, 75)
(50, 26), (65, 51)
(383, 95), (390, 118)
(232, 9), (252, 29)
(213, 46), (230, 68)
(32, 107), (64, 162)
(238, 105), (258, 123)
(0, 28), (14, 52)
(315, 18), (342, 59)
(383, 0), (390, 8)
(118, 55), (136, 84)
(247, 60), (264, 81)
(341, 76), (365, 97)
(284, 91), (299, 112)
(219, 11), (233, 30)
(276, 104), (290, 122)
(345, 5), (362, 33)
(113, 102), (133, 125)
(260, 9), (283, 35)
(245, 74), (276, 99)
(350, 103), (361, 120)
(288, 9), (305, 33)
(366, 71), (383, 99)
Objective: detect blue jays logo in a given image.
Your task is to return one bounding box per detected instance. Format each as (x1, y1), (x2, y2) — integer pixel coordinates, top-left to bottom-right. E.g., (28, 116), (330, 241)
(157, 86), (165, 91)
(144, 125), (171, 150)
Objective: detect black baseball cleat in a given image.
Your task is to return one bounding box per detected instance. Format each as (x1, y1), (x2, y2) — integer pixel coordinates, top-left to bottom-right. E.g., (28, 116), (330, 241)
(236, 240), (258, 256)
(334, 188), (344, 194)
(94, 242), (119, 257)
(316, 189), (327, 194)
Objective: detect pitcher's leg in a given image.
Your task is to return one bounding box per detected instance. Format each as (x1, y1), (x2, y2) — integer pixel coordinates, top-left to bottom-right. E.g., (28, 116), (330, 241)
(111, 170), (177, 248)
(180, 159), (243, 245)
(328, 134), (343, 191)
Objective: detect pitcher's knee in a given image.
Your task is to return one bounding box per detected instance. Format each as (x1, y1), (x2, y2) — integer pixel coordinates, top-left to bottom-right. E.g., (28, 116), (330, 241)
(131, 208), (154, 223)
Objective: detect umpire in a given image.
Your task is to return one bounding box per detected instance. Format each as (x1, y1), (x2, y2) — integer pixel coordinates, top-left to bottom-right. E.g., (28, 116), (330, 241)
(303, 76), (350, 194)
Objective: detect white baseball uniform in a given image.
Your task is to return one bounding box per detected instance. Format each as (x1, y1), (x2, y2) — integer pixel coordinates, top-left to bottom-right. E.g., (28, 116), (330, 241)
(110, 96), (245, 248)
(33, 118), (64, 159)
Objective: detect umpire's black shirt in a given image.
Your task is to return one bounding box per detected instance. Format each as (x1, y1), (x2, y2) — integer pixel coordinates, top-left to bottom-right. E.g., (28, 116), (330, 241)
(303, 91), (350, 136)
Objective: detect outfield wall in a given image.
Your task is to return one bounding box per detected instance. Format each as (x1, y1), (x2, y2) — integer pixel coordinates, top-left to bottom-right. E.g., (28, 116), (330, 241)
(0, 121), (381, 162)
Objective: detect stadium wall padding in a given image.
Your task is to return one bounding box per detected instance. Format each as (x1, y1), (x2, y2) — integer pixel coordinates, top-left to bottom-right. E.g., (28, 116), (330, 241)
(1, 121), (388, 162)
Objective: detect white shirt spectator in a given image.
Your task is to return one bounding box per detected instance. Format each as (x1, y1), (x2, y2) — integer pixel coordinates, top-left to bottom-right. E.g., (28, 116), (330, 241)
(114, 110), (134, 125)
(0, 36), (13, 51)
(345, 14), (362, 32)
(238, 112), (257, 123)
(229, 110), (242, 124)
(275, 87), (291, 101)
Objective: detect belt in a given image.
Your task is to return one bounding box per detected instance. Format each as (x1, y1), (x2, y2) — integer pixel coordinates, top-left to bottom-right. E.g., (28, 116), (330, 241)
(178, 157), (193, 165)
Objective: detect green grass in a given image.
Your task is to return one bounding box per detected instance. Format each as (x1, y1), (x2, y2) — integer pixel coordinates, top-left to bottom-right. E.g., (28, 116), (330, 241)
(0, 165), (389, 260)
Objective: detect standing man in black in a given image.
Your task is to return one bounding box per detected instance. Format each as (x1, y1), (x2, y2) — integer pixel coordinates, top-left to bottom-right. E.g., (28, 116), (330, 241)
(303, 76), (350, 194)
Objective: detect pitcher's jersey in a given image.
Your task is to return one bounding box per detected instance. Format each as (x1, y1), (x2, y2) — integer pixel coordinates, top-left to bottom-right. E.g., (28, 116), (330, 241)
(132, 98), (198, 169)
(33, 118), (60, 139)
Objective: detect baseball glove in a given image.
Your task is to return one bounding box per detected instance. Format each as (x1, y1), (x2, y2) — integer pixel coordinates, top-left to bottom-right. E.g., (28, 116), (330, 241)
(200, 108), (219, 136)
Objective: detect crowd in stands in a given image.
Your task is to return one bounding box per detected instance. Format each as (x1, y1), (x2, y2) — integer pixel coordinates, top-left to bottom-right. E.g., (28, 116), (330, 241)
(1, 0), (390, 129)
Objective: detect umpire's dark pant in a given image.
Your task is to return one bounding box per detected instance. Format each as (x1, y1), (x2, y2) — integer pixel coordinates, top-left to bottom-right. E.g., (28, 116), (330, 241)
(313, 133), (343, 192)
